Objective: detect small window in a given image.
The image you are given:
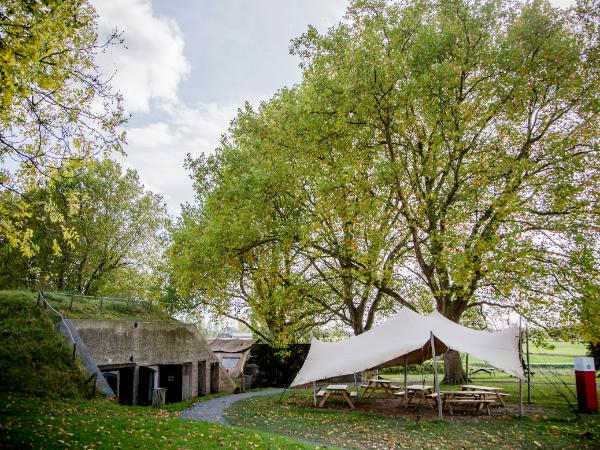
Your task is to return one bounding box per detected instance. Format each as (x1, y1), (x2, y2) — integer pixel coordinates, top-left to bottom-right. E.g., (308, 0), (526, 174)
(222, 356), (240, 369)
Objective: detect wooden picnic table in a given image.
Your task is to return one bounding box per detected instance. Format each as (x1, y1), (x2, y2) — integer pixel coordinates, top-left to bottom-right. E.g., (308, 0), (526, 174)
(402, 384), (434, 407)
(317, 384), (356, 409)
(441, 390), (498, 415)
(461, 385), (509, 406)
(469, 367), (496, 376)
(361, 378), (400, 397)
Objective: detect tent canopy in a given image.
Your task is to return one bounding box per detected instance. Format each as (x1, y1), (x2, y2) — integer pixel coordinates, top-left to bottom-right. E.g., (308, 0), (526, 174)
(290, 309), (524, 387)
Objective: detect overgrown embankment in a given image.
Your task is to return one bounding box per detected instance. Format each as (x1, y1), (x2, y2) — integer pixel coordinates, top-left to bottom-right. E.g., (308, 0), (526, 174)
(0, 291), (88, 399)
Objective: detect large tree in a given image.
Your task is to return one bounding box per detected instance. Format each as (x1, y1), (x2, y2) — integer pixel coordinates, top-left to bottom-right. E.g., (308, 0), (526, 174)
(290, 0), (599, 381)
(1, 0), (125, 256)
(170, 92), (423, 342)
(171, 0), (599, 382)
(0, 160), (167, 295)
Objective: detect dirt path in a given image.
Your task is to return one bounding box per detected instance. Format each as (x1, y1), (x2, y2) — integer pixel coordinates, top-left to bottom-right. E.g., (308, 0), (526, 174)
(180, 389), (285, 424)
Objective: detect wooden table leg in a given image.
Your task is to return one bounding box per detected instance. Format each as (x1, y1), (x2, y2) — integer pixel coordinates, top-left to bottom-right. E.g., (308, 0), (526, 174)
(341, 391), (355, 409)
(497, 393), (505, 407)
(318, 392), (330, 408)
(424, 391), (434, 409)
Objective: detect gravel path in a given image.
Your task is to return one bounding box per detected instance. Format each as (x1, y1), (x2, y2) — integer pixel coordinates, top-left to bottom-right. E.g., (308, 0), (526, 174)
(180, 389), (285, 424)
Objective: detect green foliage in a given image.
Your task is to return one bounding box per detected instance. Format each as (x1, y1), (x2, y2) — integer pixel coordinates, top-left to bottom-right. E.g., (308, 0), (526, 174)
(0, 0), (126, 257)
(291, 0), (600, 324)
(0, 159), (168, 295)
(0, 291), (88, 399)
(170, 0), (600, 349)
(0, 396), (313, 449)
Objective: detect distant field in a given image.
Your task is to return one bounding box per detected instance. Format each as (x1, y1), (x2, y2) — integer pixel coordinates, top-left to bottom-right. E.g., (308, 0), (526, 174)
(529, 340), (588, 356)
(467, 340), (588, 367)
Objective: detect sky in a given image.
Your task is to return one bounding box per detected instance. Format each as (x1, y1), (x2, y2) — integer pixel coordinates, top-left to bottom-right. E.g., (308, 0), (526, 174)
(92, 0), (347, 214)
(92, 0), (575, 214)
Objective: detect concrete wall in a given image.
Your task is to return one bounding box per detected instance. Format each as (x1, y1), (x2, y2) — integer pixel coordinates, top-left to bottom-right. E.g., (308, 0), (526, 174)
(71, 319), (235, 403)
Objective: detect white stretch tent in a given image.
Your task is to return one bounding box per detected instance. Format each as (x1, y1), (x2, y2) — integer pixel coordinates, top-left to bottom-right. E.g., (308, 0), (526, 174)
(290, 308), (525, 387)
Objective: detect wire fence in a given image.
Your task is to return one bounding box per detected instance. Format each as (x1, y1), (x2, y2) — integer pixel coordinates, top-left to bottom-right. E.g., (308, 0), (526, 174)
(37, 291), (76, 348)
(48, 291), (153, 311)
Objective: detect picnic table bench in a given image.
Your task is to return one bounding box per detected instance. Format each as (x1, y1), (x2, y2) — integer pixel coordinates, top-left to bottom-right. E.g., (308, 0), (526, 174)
(316, 384), (357, 409)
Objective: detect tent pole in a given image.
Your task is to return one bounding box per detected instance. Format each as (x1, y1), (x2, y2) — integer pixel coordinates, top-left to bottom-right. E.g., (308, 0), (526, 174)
(312, 381), (317, 407)
(403, 355), (408, 408)
(430, 331), (443, 420)
(526, 323), (531, 404)
(465, 354), (469, 382)
(353, 372), (359, 397)
(277, 387), (288, 403)
(519, 316), (524, 418)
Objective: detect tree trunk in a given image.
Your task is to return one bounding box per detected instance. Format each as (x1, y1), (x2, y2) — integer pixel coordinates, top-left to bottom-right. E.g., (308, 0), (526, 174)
(438, 299), (468, 384)
(442, 349), (467, 384)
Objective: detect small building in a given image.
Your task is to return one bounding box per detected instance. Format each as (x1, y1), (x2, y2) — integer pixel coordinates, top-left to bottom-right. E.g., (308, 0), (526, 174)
(71, 319), (236, 405)
(208, 338), (257, 378)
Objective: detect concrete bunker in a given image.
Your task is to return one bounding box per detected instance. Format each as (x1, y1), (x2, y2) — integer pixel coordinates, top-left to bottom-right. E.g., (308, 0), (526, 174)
(72, 319), (235, 405)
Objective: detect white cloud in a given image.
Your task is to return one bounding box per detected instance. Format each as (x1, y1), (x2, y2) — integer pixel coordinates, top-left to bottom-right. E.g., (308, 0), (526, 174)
(127, 122), (171, 148)
(91, 0), (348, 212)
(93, 0), (190, 113)
(119, 101), (239, 212)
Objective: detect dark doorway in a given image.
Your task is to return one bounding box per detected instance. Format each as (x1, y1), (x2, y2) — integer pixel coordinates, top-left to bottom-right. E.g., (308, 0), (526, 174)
(102, 371), (118, 396)
(210, 362), (220, 393)
(198, 361), (207, 396)
(117, 367), (134, 405)
(159, 364), (183, 403)
(137, 367), (155, 406)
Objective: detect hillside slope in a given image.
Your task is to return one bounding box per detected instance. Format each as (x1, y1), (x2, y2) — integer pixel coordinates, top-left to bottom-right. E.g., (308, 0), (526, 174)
(0, 291), (88, 398)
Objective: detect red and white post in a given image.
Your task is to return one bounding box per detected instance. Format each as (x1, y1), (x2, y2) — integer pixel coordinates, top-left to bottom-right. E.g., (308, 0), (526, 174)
(574, 357), (598, 413)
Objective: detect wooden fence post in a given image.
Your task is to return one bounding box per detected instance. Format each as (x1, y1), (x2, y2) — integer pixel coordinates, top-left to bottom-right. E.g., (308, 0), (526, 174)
(69, 295), (74, 311)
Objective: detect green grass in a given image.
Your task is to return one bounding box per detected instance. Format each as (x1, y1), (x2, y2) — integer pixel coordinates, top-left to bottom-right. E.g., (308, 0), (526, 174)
(41, 291), (176, 322)
(0, 395), (315, 449)
(225, 390), (600, 449)
(463, 340), (588, 366)
(529, 341), (588, 356)
(0, 291), (89, 398)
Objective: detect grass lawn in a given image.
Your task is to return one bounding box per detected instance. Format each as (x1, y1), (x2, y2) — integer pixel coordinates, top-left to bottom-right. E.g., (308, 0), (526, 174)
(0, 395), (315, 449)
(225, 387), (600, 450)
